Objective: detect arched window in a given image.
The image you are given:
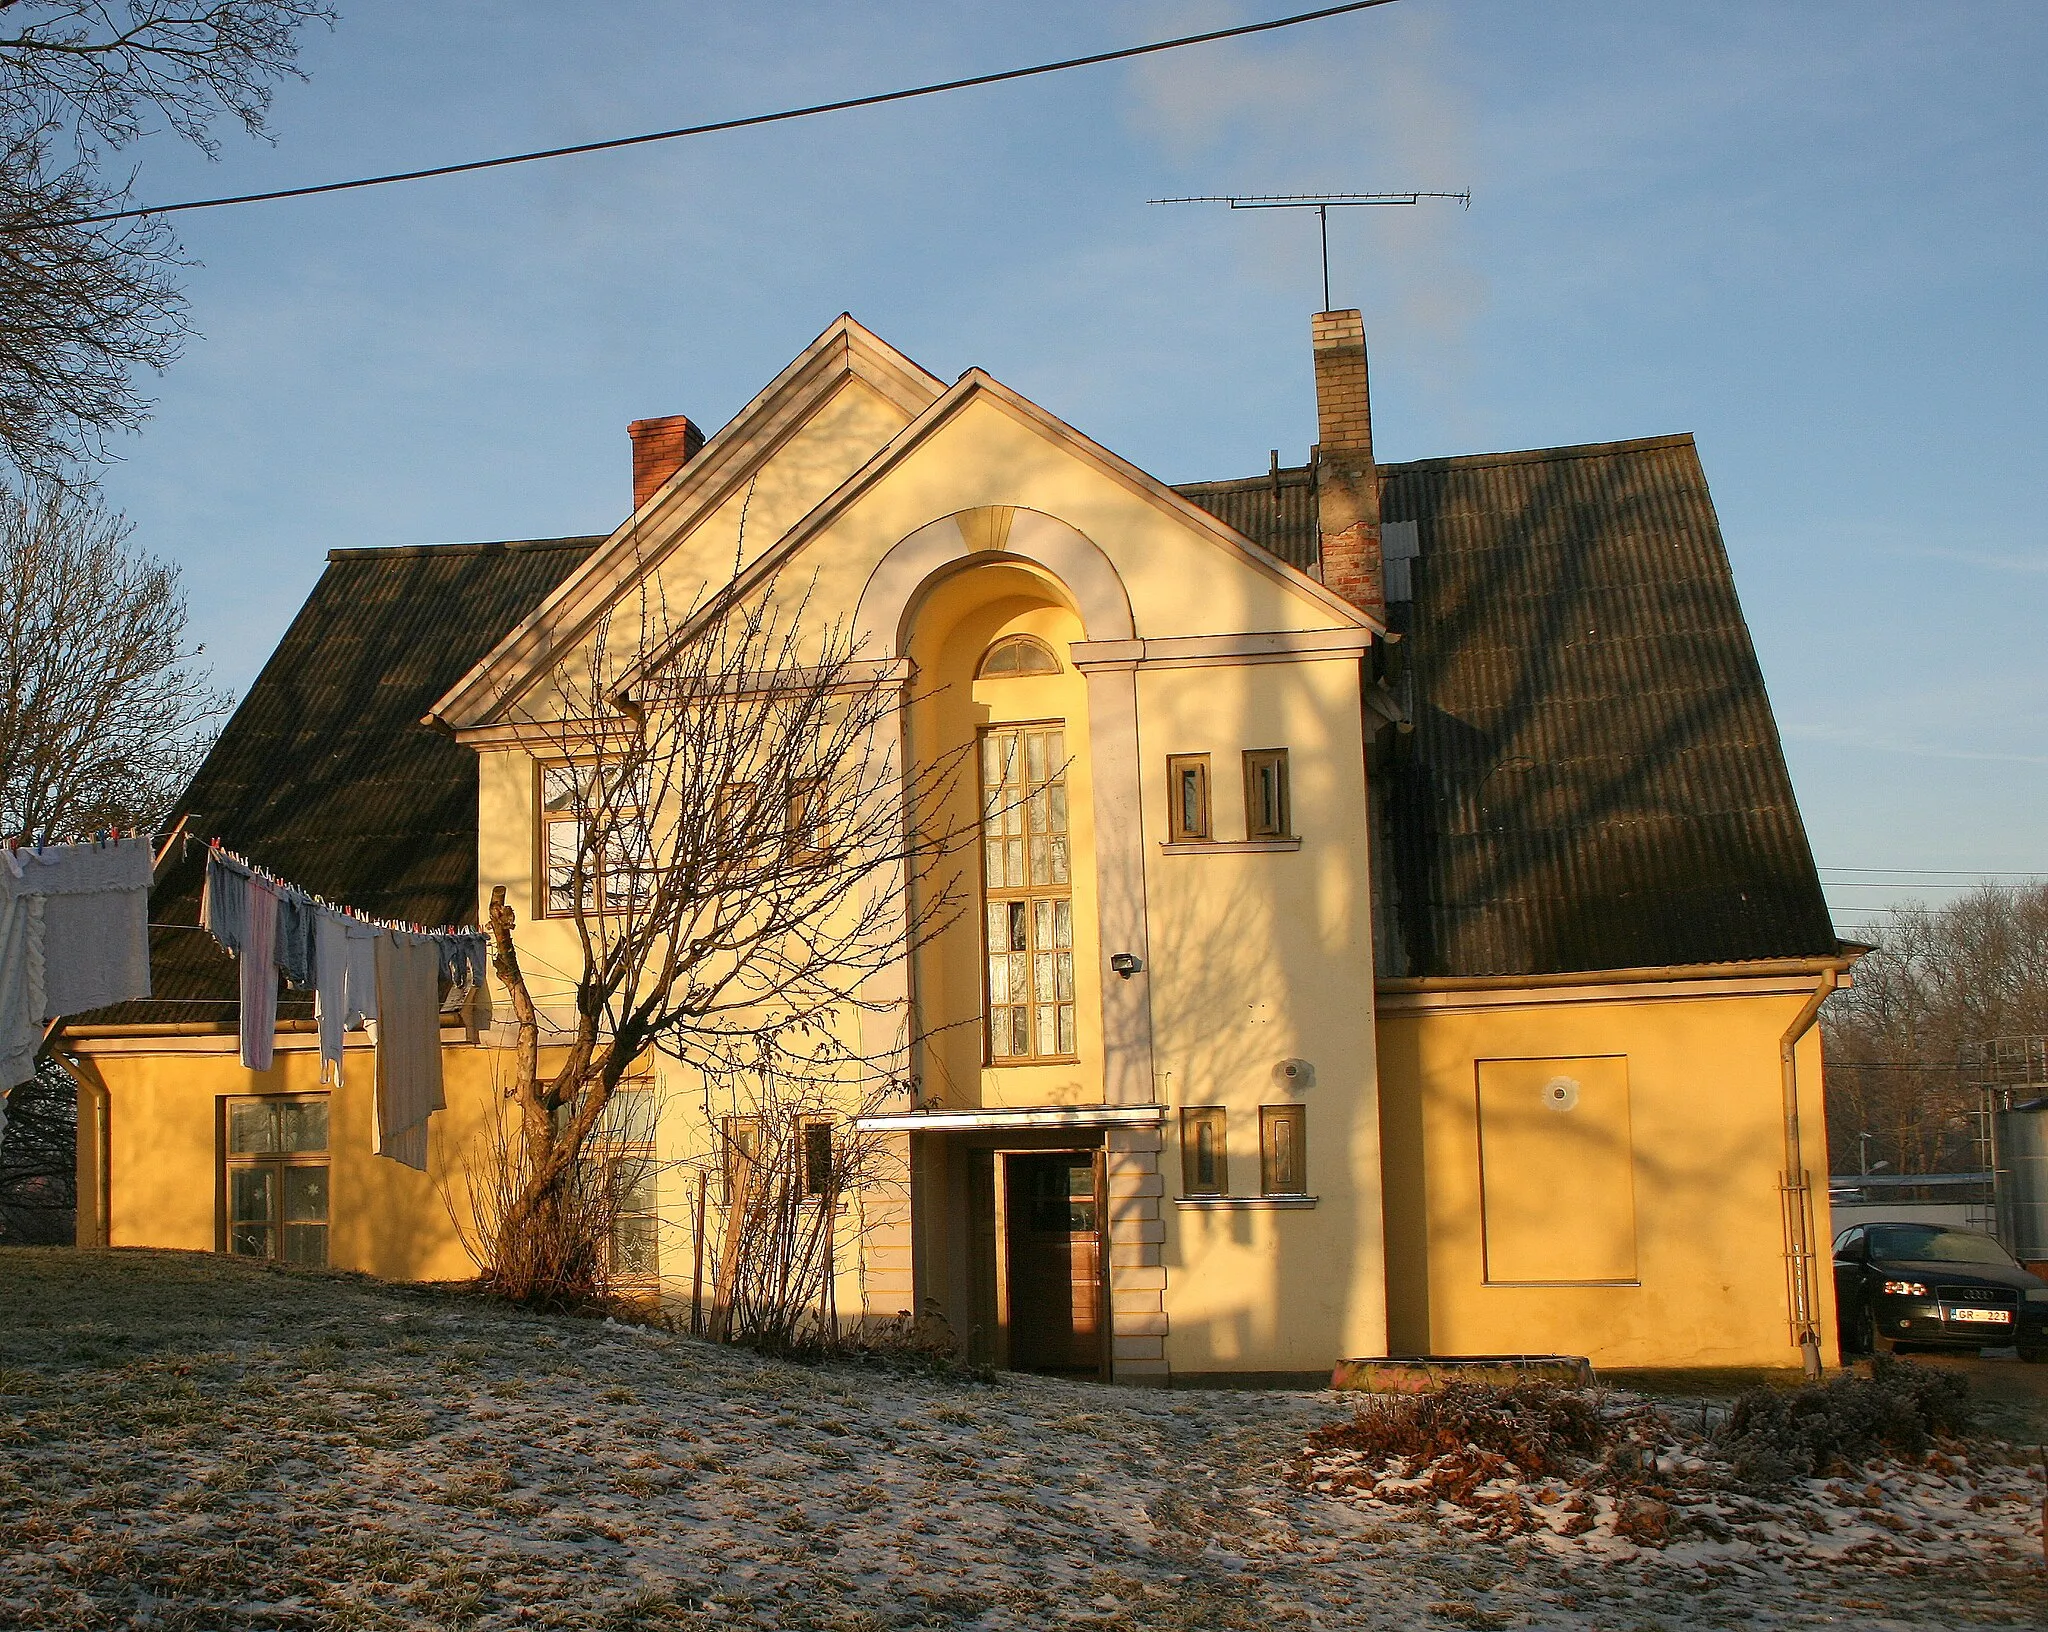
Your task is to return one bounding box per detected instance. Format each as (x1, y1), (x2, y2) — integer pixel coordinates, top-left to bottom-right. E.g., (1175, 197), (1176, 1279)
(976, 633), (1061, 679)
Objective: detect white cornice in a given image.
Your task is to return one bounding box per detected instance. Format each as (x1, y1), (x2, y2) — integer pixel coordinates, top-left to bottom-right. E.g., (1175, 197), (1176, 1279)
(426, 316), (945, 733)
(614, 369), (1380, 698)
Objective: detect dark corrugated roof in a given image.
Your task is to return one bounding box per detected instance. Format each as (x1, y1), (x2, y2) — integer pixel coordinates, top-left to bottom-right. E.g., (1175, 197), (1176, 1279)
(105, 537), (601, 1024)
(1177, 434), (1837, 978)
(98, 426), (1832, 1025)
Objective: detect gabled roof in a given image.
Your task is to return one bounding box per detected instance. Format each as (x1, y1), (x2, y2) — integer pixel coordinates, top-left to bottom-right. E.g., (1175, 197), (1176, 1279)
(95, 419), (1832, 1027)
(1178, 434), (1838, 978)
(94, 537), (600, 1024)
(615, 366), (1377, 692)
(429, 315), (946, 732)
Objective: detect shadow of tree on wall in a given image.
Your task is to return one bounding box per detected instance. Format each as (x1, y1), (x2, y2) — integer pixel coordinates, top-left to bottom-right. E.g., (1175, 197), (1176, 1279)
(1375, 438), (1838, 979)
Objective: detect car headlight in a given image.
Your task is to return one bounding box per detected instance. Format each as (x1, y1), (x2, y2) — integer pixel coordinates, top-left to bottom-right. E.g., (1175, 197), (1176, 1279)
(2026, 1287), (2048, 1305)
(1882, 1280), (1929, 1297)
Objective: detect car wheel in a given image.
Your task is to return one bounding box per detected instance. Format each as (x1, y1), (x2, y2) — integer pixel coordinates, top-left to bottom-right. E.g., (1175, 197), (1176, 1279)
(1859, 1302), (1896, 1357)
(2020, 1346), (2048, 1365)
(1839, 1300), (1872, 1356)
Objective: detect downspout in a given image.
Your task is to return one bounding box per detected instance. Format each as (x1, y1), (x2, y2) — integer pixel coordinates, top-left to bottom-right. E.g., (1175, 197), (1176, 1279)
(1780, 968), (1839, 1379)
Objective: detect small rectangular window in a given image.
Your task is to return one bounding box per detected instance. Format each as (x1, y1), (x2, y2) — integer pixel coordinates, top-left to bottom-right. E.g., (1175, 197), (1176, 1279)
(785, 776), (826, 862)
(223, 1094), (330, 1265)
(1243, 749), (1292, 840)
(1180, 1107), (1228, 1197)
(1166, 754), (1211, 842)
(720, 1115), (761, 1206)
(607, 1156), (660, 1283)
(1260, 1104), (1307, 1195)
(800, 1118), (835, 1198)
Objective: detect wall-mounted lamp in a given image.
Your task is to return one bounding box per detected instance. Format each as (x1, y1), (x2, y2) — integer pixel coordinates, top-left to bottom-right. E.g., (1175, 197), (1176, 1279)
(1110, 952), (1144, 980)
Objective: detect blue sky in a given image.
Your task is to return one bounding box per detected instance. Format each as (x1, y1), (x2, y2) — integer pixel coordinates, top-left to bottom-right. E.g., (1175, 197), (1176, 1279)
(87, 0), (2047, 936)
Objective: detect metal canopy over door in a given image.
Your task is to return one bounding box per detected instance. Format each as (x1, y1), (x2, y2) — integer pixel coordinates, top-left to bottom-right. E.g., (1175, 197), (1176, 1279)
(1001, 1150), (1109, 1377)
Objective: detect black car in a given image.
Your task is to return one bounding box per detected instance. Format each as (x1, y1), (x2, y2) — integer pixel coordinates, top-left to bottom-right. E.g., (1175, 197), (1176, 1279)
(1833, 1221), (2048, 1361)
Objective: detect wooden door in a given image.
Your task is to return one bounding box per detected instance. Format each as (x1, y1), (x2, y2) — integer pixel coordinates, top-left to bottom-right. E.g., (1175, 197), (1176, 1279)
(1004, 1152), (1105, 1373)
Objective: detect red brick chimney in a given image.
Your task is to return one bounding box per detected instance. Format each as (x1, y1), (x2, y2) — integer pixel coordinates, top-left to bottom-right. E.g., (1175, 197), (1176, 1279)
(1311, 310), (1384, 620)
(628, 414), (705, 511)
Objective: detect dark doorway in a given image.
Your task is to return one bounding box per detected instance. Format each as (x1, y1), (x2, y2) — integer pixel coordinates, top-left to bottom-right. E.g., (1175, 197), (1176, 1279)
(1004, 1151), (1106, 1375)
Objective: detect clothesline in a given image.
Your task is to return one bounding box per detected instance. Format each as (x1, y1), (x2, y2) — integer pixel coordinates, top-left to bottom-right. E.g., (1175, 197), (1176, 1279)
(202, 840), (484, 940)
(198, 843), (488, 1173)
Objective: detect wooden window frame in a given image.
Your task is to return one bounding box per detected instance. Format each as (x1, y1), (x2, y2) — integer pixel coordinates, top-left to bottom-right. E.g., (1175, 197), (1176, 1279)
(784, 775), (827, 863)
(978, 721), (1079, 1065)
(977, 633), (1063, 679)
(1166, 754), (1212, 843)
(1260, 1103), (1308, 1196)
(600, 1151), (661, 1290)
(536, 760), (654, 920)
(1242, 748), (1293, 841)
(222, 1093), (331, 1266)
(1180, 1107), (1229, 1197)
(798, 1116), (835, 1199)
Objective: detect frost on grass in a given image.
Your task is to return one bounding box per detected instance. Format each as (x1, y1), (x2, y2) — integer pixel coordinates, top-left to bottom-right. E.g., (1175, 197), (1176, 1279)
(1299, 1370), (2043, 1577)
(0, 1248), (2042, 1632)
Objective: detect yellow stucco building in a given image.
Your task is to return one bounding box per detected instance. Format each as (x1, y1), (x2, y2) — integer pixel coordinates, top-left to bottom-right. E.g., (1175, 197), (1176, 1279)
(61, 312), (1853, 1381)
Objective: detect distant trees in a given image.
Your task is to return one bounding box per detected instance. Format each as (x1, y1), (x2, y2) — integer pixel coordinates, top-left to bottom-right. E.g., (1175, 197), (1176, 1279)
(1823, 883), (2048, 1176)
(0, 478), (228, 836)
(0, 478), (229, 1242)
(0, 2), (333, 477)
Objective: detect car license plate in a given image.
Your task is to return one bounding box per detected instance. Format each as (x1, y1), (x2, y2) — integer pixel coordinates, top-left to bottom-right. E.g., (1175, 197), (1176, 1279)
(1948, 1306), (2011, 1324)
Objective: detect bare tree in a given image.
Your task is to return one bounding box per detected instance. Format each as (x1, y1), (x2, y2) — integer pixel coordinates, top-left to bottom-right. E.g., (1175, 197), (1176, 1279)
(0, 1055), (74, 1243)
(472, 562), (972, 1320)
(0, 1), (334, 476)
(0, 477), (230, 835)
(1824, 883), (2048, 1176)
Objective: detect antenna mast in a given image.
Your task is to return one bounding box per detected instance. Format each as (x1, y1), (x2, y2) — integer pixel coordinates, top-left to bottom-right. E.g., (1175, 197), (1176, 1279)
(1150, 190), (1470, 311)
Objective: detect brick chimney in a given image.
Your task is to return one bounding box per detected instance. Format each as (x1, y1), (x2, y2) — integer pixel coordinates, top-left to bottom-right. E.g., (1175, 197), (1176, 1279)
(628, 414), (705, 511)
(1311, 310), (1383, 619)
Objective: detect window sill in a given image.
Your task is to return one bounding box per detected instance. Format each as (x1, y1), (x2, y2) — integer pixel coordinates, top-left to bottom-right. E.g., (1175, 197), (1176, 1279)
(1174, 1194), (1319, 1209)
(1158, 838), (1301, 854)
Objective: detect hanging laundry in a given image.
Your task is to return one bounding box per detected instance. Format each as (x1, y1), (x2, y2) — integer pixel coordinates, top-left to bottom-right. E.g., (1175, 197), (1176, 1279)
(372, 931), (443, 1172)
(37, 837), (154, 1019)
(275, 890), (318, 991)
(0, 836), (154, 1093)
(199, 849), (247, 954)
(239, 875), (281, 1073)
(0, 888), (43, 1094)
(314, 909), (382, 1088)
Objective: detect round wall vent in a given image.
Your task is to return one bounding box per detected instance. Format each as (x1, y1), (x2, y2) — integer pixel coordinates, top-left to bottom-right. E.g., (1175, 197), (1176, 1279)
(1543, 1076), (1581, 1113)
(1274, 1058), (1315, 1090)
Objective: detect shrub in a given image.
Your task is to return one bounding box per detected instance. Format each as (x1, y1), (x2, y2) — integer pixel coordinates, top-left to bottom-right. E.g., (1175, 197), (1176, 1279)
(1719, 1355), (1971, 1491)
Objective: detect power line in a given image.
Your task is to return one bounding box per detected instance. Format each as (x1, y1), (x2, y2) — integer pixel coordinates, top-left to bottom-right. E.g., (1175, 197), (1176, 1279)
(63, 0), (1403, 227)
(1820, 867), (2048, 879)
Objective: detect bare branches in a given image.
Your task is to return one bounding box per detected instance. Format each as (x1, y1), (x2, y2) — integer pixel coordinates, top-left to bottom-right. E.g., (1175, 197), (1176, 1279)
(1823, 882), (2048, 1175)
(0, 1), (331, 476)
(0, 476), (229, 833)
(477, 558), (973, 1315)
(0, 2), (333, 158)
(0, 129), (186, 475)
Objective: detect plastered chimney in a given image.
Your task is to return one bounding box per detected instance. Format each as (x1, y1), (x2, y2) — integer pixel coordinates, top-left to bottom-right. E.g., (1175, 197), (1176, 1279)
(1311, 310), (1384, 619)
(628, 414), (705, 511)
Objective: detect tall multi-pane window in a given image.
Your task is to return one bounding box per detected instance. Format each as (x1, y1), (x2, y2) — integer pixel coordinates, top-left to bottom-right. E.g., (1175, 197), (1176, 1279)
(224, 1095), (330, 1266)
(539, 762), (653, 917)
(980, 725), (1075, 1061)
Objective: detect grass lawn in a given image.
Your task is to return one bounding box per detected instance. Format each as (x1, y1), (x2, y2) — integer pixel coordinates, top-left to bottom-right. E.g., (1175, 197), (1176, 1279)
(0, 1248), (2040, 1630)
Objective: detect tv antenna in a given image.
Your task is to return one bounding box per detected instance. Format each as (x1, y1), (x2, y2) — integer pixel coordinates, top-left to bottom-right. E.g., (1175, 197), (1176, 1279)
(1150, 190), (1470, 311)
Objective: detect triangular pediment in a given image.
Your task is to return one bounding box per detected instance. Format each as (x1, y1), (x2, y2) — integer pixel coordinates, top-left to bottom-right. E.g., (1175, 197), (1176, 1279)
(428, 315), (945, 731)
(611, 366), (1377, 692)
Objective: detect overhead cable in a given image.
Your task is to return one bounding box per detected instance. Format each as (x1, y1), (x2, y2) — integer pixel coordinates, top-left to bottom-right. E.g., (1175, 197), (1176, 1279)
(63, 0), (1401, 226)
